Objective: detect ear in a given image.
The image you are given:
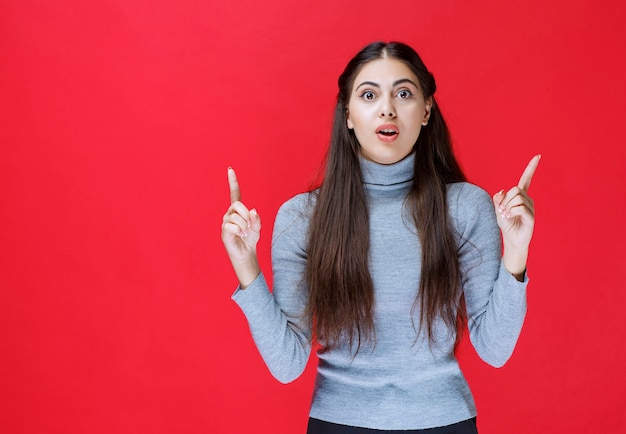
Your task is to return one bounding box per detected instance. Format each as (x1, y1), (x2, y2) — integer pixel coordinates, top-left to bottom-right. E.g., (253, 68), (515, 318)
(346, 109), (353, 129)
(422, 97), (433, 126)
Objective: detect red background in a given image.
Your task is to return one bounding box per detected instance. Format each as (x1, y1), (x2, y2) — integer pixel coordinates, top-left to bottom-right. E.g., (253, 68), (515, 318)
(1, 1), (625, 433)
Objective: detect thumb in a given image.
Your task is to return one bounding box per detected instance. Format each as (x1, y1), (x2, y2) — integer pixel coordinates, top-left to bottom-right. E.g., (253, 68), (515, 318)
(250, 208), (262, 232)
(493, 189), (505, 212)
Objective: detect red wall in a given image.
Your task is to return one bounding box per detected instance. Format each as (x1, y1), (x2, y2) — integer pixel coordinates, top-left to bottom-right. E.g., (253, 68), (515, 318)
(2, 1), (625, 432)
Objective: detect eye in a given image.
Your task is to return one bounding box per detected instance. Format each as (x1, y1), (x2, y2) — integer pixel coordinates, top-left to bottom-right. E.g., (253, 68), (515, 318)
(360, 90), (376, 101)
(397, 89), (413, 99)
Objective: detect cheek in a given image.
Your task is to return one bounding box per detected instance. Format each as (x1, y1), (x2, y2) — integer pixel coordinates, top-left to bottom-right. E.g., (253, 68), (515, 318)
(353, 106), (380, 129)
(407, 105), (426, 126)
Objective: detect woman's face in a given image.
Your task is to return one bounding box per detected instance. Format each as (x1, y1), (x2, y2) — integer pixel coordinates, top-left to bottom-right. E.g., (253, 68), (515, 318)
(347, 57), (432, 165)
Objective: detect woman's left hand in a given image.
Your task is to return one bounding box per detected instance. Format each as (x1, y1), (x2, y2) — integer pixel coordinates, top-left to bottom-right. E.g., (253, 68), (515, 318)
(493, 154), (541, 279)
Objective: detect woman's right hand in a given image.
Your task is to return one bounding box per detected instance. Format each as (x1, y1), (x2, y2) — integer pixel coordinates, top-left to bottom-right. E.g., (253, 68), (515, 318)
(221, 167), (261, 288)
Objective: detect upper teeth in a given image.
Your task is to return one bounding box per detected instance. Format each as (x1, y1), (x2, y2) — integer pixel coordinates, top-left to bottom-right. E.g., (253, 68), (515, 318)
(380, 129), (395, 133)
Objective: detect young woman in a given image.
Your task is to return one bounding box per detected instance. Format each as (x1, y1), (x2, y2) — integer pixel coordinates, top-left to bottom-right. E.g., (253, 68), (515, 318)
(222, 41), (539, 433)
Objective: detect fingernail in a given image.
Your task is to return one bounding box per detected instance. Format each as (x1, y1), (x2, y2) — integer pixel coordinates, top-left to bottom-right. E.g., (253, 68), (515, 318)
(250, 208), (257, 216)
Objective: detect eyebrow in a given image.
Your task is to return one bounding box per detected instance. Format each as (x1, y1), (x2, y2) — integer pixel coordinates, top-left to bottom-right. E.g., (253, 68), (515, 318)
(355, 78), (420, 91)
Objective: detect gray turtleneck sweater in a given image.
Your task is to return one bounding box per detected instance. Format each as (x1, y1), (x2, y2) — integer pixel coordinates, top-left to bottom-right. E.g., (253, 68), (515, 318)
(232, 153), (527, 430)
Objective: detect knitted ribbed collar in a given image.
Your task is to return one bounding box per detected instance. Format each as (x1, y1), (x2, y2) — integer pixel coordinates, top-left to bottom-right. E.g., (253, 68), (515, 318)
(360, 152), (415, 186)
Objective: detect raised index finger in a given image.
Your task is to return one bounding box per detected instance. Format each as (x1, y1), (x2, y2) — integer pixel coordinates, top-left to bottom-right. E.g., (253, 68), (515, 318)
(227, 167), (241, 204)
(518, 154), (541, 192)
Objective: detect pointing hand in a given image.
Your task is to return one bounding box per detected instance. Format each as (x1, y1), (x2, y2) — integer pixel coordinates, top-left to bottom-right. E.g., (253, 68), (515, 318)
(221, 167), (261, 287)
(493, 155), (541, 278)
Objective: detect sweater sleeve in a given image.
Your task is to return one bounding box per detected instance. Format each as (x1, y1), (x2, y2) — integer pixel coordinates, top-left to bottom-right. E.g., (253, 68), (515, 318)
(231, 193), (312, 383)
(453, 183), (528, 368)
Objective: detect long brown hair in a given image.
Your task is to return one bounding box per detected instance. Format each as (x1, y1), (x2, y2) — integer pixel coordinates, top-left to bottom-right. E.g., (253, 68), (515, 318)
(305, 42), (467, 352)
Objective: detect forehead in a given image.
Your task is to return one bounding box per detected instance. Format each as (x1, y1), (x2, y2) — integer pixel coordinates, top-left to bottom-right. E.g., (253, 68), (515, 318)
(352, 57), (419, 89)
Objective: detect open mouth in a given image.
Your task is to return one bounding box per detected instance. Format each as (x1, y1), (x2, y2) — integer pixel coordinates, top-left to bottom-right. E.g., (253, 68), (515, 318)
(376, 124), (399, 140)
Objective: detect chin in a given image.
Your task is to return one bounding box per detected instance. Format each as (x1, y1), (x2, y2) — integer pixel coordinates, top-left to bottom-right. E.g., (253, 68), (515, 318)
(377, 153), (412, 165)
(361, 146), (413, 165)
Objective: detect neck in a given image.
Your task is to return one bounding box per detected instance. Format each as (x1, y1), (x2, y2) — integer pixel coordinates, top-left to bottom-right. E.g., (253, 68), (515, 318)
(359, 152), (415, 186)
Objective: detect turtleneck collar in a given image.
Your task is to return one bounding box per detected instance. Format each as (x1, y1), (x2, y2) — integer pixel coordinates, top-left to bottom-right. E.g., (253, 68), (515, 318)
(359, 152), (415, 186)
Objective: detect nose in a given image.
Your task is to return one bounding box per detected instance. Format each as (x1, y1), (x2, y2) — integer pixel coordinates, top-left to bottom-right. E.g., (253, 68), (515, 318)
(379, 97), (396, 118)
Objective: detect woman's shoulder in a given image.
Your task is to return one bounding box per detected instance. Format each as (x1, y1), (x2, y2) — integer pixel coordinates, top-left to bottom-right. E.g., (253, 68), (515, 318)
(274, 190), (317, 234)
(447, 181), (494, 223)
(447, 182), (499, 242)
(447, 181), (492, 207)
(277, 191), (316, 217)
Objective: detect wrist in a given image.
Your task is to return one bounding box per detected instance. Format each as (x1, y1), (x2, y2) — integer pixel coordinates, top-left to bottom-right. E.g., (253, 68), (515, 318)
(234, 256), (261, 289)
(503, 247), (528, 282)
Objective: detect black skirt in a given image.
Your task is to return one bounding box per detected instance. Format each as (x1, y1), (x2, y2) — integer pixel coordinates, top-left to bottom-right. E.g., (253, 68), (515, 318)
(307, 417), (478, 434)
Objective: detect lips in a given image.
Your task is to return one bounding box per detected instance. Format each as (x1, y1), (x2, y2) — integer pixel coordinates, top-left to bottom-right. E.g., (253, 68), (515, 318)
(376, 124), (399, 142)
